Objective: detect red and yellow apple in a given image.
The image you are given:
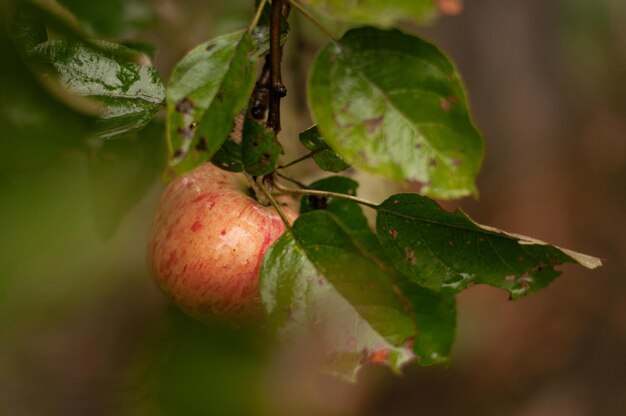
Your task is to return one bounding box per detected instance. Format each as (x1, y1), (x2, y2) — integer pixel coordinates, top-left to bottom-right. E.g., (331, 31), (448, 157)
(148, 163), (298, 322)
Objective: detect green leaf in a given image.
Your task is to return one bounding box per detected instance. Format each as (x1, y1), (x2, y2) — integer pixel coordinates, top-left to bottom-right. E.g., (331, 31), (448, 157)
(376, 194), (602, 297)
(260, 211), (417, 381)
(398, 280), (456, 365)
(300, 176), (378, 252)
(304, 0), (438, 27)
(242, 117), (282, 176)
(57, 0), (154, 38)
(298, 179), (457, 365)
(211, 137), (243, 172)
(32, 39), (165, 138)
(166, 32), (259, 175)
(309, 27), (484, 199)
(299, 125), (350, 173)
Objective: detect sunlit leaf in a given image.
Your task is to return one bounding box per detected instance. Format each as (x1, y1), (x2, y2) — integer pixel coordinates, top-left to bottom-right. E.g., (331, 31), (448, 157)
(32, 39), (165, 138)
(376, 194), (602, 297)
(309, 27), (484, 199)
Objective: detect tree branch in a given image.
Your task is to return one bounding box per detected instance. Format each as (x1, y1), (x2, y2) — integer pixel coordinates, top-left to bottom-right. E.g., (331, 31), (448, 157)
(266, 0), (287, 133)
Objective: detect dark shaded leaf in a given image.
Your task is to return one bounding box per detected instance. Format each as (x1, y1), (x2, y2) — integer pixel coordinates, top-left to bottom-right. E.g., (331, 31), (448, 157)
(7, 1), (48, 50)
(299, 125), (350, 173)
(376, 194), (602, 297)
(309, 27), (484, 199)
(261, 211), (417, 381)
(242, 118), (282, 176)
(211, 137), (243, 172)
(32, 39), (164, 138)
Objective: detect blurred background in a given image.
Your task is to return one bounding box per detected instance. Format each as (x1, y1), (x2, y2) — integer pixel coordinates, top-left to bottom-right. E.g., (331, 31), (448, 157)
(1, 0), (624, 415)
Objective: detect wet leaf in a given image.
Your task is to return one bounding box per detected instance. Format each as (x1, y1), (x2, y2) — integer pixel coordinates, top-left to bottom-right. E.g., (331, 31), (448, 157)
(309, 27), (484, 199)
(242, 118), (282, 176)
(260, 211), (417, 381)
(376, 194), (602, 297)
(304, 0), (438, 27)
(299, 125), (350, 173)
(32, 39), (165, 138)
(166, 32), (259, 176)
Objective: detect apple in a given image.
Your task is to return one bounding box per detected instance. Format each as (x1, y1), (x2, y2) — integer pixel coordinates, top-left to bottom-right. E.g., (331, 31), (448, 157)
(148, 163), (298, 322)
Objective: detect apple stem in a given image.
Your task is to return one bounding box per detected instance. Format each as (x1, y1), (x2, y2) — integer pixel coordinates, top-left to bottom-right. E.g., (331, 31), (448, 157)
(273, 181), (379, 210)
(258, 178), (293, 228)
(244, 173), (271, 206)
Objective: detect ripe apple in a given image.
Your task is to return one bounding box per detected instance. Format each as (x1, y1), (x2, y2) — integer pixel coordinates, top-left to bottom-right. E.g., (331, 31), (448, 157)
(148, 163), (298, 322)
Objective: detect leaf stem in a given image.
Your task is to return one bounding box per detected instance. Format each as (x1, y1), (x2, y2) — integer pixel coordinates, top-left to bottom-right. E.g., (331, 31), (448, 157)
(274, 181), (379, 209)
(287, 0), (338, 42)
(259, 178), (293, 228)
(275, 171), (309, 188)
(247, 0), (269, 34)
(279, 148), (324, 169)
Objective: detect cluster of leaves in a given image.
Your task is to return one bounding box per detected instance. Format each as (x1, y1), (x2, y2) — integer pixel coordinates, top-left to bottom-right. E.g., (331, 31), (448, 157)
(162, 0), (601, 380)
(1, 0), (601, 381)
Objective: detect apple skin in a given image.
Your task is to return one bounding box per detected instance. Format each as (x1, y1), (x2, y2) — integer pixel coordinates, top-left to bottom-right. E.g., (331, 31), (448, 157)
(148, 163), (298, 322)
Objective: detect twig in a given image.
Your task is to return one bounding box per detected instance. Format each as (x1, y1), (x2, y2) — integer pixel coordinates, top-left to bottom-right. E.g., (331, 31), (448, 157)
(266, 0), (287, 133)
(250, 56), (271, 120)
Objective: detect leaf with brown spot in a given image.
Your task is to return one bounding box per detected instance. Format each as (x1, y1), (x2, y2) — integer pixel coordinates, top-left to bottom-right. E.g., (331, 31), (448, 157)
(309, 27), (484, 199)
(377, 193), (602, 297)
